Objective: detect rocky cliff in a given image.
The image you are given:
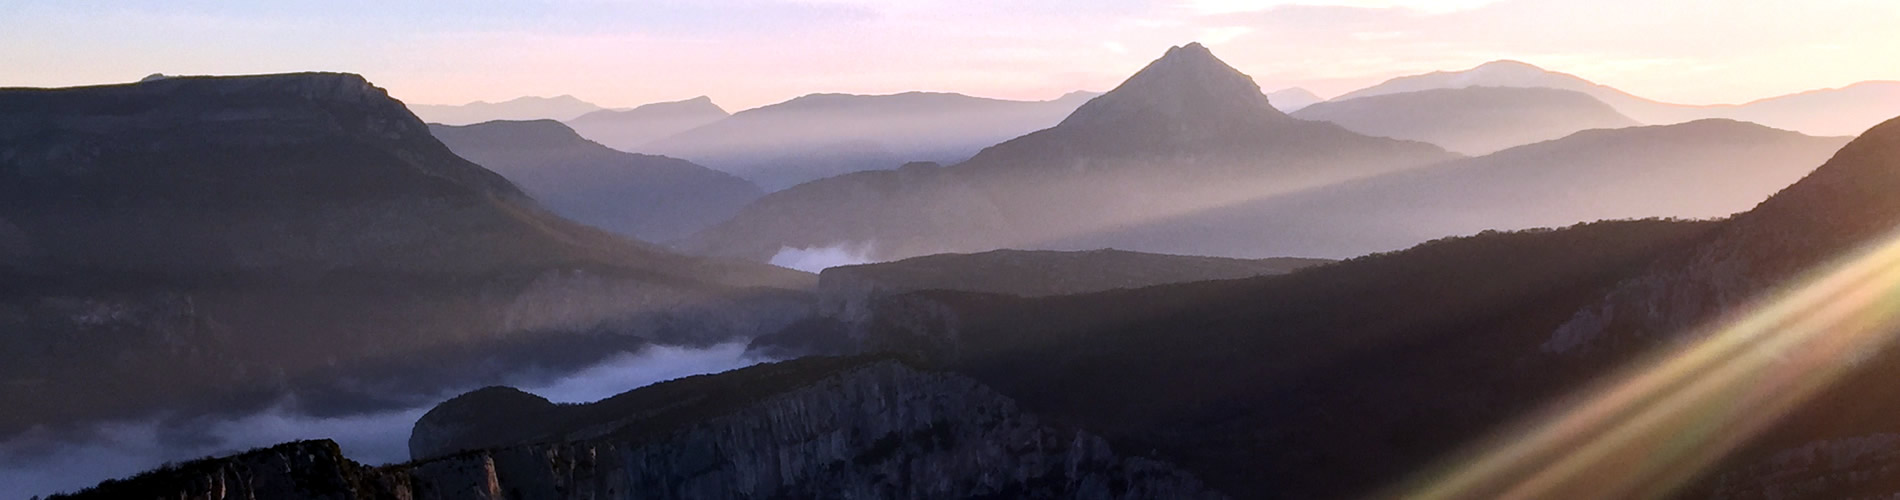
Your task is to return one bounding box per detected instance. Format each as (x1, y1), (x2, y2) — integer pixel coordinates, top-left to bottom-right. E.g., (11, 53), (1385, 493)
(59, 357), (1222, 500)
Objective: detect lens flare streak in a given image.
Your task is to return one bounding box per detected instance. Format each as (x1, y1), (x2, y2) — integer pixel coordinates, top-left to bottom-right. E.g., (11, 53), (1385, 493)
(1396, 227), (1900, 499)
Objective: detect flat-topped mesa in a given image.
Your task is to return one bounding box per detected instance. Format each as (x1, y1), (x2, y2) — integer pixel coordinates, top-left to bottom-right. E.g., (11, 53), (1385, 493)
(1059, 42), (1286, 131)
(0, 72), (433, 146)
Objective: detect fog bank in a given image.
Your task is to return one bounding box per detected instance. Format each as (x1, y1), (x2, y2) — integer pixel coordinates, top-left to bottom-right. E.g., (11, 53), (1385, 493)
(0, 343), (764, 499)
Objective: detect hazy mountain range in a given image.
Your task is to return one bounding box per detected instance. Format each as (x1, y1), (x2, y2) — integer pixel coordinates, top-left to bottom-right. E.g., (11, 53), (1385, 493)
(641, 90), (1102, 191)
(22, 34), (1900, 500)
(430, 119), (761, 243)
(1049, 119), (1848, 258)
(1291, 86), (1639, 155)
(564, 95), (731, 152)
(685, 43), (1455, 262)
(1337, 59), (1900, 136)
(407, 94), (606, 125)
(683, 44), (1847, 263)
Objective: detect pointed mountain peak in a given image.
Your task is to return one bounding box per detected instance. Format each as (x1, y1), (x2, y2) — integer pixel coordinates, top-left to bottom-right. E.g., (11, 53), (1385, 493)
(1060, 42), (1283, 129)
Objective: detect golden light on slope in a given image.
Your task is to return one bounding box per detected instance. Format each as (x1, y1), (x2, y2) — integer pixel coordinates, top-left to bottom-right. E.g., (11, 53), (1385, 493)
(1393, 225), (1900, 499)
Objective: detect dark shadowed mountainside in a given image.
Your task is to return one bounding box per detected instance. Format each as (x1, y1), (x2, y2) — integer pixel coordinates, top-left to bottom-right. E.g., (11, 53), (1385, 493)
(1540, 116), (1900, 497)
(774, 219), (1719, 499)
(0, 73), (813, 436)
(1051, 119), (1849, 258)
(643, 90), (1100, 190)
(1292, 86), (1639, 154)
(565, 95), (731, 152)
(684, 43), (1455, 262)
(407, 94), (605, 125)
(430, 119), (763, 243)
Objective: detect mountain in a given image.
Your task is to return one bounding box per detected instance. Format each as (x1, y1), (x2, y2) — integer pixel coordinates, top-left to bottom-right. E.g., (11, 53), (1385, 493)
(1494, 116), (1900, 498)
(1333, 60), (1700, 124)
(762, 219), (1719, 498)
(1266, 87), (1322, 112)
(1336, 60), (1900, 136)
(0, 73), (813, 437)
(1292, 86), (1640, 154)
(1703, 81), (1900, 137)
(61, 357), (1222, 499)
(430, 119), (762, 243)
(643, 90), (1101, 190)
(1051, 119), (1848, 258)
(683, 43), (1455, 263)
(407, 94), (605, 125)
(565, 95), (730, 151)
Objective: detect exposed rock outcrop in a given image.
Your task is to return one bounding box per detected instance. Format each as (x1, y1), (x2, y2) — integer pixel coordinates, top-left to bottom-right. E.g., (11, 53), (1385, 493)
(62, 358), (1223, 499)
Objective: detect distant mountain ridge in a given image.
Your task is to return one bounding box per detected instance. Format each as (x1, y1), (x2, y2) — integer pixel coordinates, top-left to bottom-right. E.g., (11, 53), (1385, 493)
(408, 94), (605, 125)
(1334, 60), (1900, 136)
(1293, 86), (1640, 155)
(684, 43), (1455, 262)
(643, 90), (1101, 190)
(565, 95), (731, 151)
(430, 119), (762, 243)
(1049, 119), (1847, 258)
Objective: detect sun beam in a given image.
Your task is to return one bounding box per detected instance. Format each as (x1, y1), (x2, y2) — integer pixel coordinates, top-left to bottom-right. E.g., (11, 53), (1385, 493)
(1393, 225), (1900, 499)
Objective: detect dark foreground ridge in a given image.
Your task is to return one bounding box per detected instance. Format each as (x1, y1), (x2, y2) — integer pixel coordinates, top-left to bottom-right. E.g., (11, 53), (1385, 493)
(59, 356), (1223, 499)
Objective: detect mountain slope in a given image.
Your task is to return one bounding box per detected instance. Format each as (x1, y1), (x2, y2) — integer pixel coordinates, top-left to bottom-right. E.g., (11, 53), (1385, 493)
(791, 219), (1717, 498)
(0, 73), (812, 437)
(565, 95), (730, 151)
(407, 94), (605, 125)
(430, 119), (763, 242)
(1520, 116), (1900, 498)
(644, 90), (1099, 190)
(1053, 119), (1848, 258)
(1292, 86), (1639, 154)
(684, 43), (1455, 262)
(1704, 81), (1900, 137)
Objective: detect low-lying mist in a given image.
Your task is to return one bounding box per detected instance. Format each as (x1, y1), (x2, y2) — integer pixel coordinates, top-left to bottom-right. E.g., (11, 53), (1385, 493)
(770, 242), (879, 273)
(0, 343), (767, 499)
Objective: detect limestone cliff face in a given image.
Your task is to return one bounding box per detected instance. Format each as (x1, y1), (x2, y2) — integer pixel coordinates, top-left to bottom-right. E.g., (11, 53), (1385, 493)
(63, 359), (1222, 499)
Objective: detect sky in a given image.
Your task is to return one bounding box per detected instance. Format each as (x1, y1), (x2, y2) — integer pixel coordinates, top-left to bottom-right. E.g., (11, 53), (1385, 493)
(3, 0), (1898, 110)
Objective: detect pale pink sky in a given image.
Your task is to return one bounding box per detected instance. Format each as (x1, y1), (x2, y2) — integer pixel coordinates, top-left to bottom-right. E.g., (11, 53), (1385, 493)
(4, 0), (1896, 110)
